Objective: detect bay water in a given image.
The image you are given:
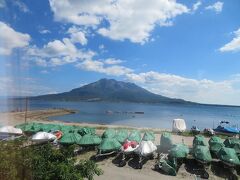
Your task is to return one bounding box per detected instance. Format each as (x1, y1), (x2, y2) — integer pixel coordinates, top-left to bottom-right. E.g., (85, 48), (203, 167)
(1, 99), (239, 130)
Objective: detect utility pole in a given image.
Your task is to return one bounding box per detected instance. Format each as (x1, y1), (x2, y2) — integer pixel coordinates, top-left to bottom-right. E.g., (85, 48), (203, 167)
(24, 97), (28, 123)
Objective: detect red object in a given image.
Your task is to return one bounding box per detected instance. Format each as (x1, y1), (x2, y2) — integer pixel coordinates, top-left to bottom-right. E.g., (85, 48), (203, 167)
(54, 131), (63, 140)
(130, 141), (137, 148)
(123, 141), (138, 150)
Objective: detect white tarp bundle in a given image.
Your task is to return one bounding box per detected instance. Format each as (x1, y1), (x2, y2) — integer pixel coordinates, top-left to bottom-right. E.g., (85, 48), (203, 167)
(0, 126), (23, 135)
(32, 132), (56, 142)
(172, 118), (186, 133)
(134, 141), (157, 156)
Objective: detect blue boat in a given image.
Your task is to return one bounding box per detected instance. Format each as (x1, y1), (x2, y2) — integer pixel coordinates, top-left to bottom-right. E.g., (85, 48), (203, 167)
(214, 121), (239, 136)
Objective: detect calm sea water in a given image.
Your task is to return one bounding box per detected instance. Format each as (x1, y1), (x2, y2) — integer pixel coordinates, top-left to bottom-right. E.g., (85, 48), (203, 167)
(1, 99), (240, 130)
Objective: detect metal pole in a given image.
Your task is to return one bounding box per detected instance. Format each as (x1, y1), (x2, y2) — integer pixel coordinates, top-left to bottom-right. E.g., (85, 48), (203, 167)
(24, 97), (28, 123)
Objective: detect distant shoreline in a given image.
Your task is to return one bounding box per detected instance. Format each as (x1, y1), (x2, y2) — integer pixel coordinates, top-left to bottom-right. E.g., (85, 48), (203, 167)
(0, 108), (172, 133)
(4, 97), (240, 108)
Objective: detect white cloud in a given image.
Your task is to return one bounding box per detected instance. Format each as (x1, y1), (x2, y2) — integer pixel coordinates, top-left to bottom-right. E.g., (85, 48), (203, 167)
(125, 71), (240, 105)
(0, 21), (31, 55)
(49, 0), (189, 44)
(39, 29), (51, 34)
(68, 57), (240, 105)
(29, 37), (94, 58)
(220, 28), (240, 52)
(104, 58), (123, 65)
(98, 44), (107, 53)
(76, 59), (133, 76)
(27, 26), (92, 67)
(205, 1), (223, 13)
(35, 58), (47, 67)
(27, 37), (95, 67)
(13, 0), (30, 13)
(67, 26), (87, 45)
(192, 1), (202, 11)
(49, 57), (69, 66)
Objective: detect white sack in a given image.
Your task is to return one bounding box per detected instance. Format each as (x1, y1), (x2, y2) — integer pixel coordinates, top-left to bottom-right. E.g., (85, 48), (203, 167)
(134, 141), (157, 156)
(172, 118), (186, 132)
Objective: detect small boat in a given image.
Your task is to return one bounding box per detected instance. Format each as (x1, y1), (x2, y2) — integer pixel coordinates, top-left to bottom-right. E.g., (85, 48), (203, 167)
(134, 140), (157, 169)
(214, 121), (239, 136)
(118, 139), (139, 167)
(105, 110), (113, 114)
(192, 145), (212, 179)
(134, 112), (144, 114)
(191, 126), (200, 135)
(217, 147), (240, 180)
(0, 126), (23, 140)
(117, 130), (141, 167)
(95, 129), (121, 159)
(156, 143), (189, 176)
(0, 126), (23, 135)
(31, 132), (57, 143)
(203, 128), (215, 136)
(96, 137), (121, 159)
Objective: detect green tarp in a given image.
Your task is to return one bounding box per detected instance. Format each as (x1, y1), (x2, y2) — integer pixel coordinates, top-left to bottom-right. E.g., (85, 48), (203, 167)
(41, 124), (61, 132)
(102, 129), (116, 138)
(233, 143), (240, 160)
(77, 127), (96, 136)
(128, 130), (141, 143)
(160, 132), (173, 152)
(16, 123), (97, 138)
(78, 134), (102, 145)
(224, 137), (240, 148)
(60, 125), (76, 134)
(159, 158), (177, 176)
(209, 136), (224, 154)
(115, 129), (128, 144)
(193, 135), (208, 147)
(169, 143), (189, 158)
(210, 142), (224, 155)
(193, 145), (212, 163)
(209, 136), (223, 145)
(98, 138), (121, 152)
(142, 131), (155, 141)
(59, 132), (82, 145)
(16, 122), (43, 133)
(217, 147), (240, 165)
(233, 143), (240, 155)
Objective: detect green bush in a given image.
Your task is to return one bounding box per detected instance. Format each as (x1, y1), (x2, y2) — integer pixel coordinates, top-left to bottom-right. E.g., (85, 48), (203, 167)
(0, 139), (102, 180)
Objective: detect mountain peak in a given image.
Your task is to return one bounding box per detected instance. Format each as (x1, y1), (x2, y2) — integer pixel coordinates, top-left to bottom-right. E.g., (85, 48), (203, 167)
(32, 78), (188, 104)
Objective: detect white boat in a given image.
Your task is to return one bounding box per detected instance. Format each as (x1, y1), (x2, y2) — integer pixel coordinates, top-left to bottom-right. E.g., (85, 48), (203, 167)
(31, 132), (57, 143)
(0, 126), (23, 135)
(0, 126), (23, 140)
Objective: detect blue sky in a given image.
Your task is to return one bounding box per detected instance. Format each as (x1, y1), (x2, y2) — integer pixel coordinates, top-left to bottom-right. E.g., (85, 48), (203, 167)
(0, 0), (240, 105)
